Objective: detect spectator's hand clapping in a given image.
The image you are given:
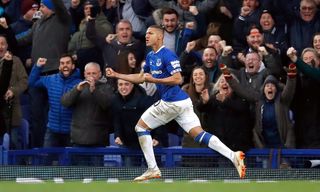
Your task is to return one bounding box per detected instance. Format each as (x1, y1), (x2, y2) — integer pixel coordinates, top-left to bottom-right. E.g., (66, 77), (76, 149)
(76, 81), (89, 91)
(87, 76), (96, 92)
(216, 91), (226, 102)
(3, 51), (12, 61)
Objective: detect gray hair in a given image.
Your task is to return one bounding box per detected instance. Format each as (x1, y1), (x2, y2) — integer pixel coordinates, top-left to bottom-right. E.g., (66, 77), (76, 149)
(84, 62), (101, 72)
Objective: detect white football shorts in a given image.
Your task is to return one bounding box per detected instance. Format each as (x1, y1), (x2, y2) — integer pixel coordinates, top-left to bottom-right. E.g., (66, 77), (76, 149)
(141, 98), (201, 133)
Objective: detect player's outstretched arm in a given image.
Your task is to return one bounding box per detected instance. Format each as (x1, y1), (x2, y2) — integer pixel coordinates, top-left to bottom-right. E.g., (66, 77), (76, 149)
(106, 68), (145, 84)
(145, 72), (183, 85)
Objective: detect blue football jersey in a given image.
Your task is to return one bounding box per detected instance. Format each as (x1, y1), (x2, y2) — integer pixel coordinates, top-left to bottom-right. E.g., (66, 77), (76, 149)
(144, 46), (189, 102)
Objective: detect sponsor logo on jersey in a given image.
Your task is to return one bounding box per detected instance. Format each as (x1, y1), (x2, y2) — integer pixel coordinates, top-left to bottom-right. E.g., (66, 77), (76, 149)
(152, 70), (163, 75)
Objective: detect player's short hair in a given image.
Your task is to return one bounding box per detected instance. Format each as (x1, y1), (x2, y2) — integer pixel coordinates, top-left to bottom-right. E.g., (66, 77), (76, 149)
(148, 25), (164, 34)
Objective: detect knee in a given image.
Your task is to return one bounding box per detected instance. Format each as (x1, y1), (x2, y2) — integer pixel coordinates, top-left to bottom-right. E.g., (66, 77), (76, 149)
(194, 131), (212, 145)
(135, 125), (150, 137)
(135, 124), (147, 132)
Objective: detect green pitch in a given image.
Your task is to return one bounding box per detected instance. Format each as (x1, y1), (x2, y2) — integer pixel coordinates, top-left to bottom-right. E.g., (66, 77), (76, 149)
(0, 180), (319, 192)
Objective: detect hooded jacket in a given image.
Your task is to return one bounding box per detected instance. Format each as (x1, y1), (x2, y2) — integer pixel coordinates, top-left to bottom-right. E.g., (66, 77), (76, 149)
(227, 74), (296, 148)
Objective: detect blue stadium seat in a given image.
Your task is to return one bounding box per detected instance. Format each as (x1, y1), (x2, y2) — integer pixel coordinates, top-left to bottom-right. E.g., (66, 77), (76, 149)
(103, 147), (122, 167)
(20, 93), (31, 122)
(2, 133), (10, 150)
(20, 118), (29, 149)
(168, 133), (181, 146)
(109, 133), (116, 146)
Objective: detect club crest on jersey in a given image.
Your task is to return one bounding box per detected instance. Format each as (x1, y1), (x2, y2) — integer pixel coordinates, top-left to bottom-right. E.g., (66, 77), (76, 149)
(156, 59), (162, 66)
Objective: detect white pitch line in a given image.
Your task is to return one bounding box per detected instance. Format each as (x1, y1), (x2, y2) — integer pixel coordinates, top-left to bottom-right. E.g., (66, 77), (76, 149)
(189, 179), (209, 183)
(223, 179), (251, 183)
(256, 180), (278, 183)
(164, 179), (174, 183)
(83, 178), (93, 183)
(16, 178), (44, 183)
(53, 177), (64, 184)
(107, 178), (119, 183)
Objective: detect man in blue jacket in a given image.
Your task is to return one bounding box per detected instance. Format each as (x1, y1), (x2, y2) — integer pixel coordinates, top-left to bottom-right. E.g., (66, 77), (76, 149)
(28, 54), (82, 147)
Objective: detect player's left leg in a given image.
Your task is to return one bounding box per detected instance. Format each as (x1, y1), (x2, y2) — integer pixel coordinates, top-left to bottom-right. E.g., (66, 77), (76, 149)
(175, 98), (246, 178)
(189, 127), (246, 178)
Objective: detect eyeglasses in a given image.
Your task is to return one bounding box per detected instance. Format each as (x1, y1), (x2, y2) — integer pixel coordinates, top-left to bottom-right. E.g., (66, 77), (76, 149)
(300, 6), (315, 11)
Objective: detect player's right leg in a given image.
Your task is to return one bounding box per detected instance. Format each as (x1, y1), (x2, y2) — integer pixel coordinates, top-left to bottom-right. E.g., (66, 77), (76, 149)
(134, 99), (185, 181)
(233, 151), (246, 178)
(133, 120), (161, 181)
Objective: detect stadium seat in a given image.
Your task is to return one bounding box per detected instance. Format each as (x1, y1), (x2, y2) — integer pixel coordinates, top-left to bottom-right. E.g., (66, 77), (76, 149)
(20, 118), (29, 149)
(2, 133), (10, 150)
(109, 133), (116, 146)
(104, 151), (122, 167)
(20, 93), (31, 122)
(168, 133), (181, 146)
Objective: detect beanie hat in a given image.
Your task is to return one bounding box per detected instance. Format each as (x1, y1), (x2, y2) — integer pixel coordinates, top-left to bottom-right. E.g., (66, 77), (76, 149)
(21, 0), (39, 15)
(84, 0), (100, 7)
(264, 75), (278, 86)
(261, 75), (281, 96)
(41, 0), (54, 11)
(84, 0), (101, 17)
(260, 9), (275, 20)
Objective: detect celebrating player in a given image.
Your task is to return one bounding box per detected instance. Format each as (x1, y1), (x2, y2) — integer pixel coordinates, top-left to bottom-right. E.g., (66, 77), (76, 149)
(106, 25), (246, 181)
